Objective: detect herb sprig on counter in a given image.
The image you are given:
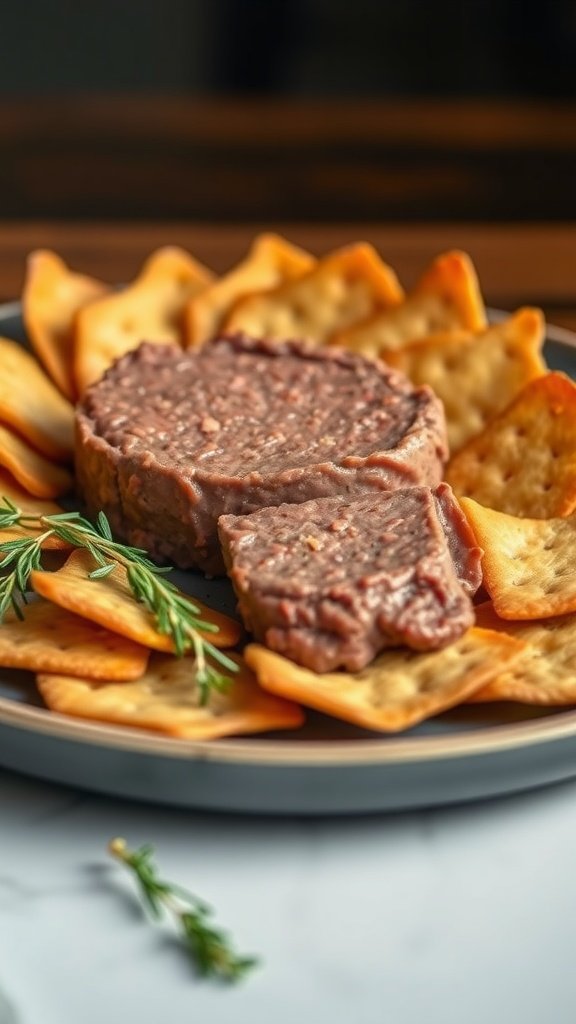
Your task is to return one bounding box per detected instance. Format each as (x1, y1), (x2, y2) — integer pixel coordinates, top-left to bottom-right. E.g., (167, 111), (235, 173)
(0, 498), (238, 704)
(109, 838), (258, 982)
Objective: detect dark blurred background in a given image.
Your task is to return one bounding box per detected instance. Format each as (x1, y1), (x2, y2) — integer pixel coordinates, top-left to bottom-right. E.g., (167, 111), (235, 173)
(0, 0), (575, 221)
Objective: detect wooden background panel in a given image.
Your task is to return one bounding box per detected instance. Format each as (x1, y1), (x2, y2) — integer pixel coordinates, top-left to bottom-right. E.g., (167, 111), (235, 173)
(0, 98), (575, 221)
(3, 97), (575, 147)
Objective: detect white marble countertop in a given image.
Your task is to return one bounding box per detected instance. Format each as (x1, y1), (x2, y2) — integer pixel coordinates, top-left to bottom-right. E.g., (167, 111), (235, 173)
(1, 767), (576, 1024)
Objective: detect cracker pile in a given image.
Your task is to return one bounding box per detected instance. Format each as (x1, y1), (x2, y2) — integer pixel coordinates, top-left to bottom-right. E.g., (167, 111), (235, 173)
(1, 233), (573, 738)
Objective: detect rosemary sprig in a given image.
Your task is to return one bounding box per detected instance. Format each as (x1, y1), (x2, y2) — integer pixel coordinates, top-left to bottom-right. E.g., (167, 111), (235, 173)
(108, 838), (258, 982)
(0, 497), (238, 704)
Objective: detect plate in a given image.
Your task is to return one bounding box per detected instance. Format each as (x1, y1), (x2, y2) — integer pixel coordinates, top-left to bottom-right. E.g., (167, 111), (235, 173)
(2, 303), (576, 815)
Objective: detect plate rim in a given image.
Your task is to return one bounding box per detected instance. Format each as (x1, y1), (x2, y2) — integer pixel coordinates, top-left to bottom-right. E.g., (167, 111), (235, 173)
(4, 691), (576, 766)
(2, 303), (576, 770)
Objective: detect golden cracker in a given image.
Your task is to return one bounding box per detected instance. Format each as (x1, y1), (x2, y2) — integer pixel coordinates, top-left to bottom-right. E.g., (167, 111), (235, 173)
(0, 469), (71, 550)
(223, 243), (404, 345)
(185, 233), (315, 347)
(388, 308), (546, 454)
(0, 422), (73, 498)
(0, 600), (148, 679)
(75, 246), (214, 393)
(0, 336), (74, 461)
(459, 498), (576, 620)
(30, 548), (241, 651)
(36, 652), (304, 739)
(447, 372), (576, 517)
(331, 250), (486, 356)
(22, 249), (109, 400)
(469, 603), (576, 705)
(244, 628), (523, 733)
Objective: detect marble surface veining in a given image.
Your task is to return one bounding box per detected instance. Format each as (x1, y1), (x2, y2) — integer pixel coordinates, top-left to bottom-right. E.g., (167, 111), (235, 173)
(1, 768), (576, 1024)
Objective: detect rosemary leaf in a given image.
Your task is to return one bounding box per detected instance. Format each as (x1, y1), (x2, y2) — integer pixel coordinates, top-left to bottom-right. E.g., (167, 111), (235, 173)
(109, 838), (258, 982)
(84, 540), (107, 567)
(97, 510), (113, 540)
(88, 563), (116, 580)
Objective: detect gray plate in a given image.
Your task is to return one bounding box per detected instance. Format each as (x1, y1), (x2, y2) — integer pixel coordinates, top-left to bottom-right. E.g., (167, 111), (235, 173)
(1, 304), (576, 815)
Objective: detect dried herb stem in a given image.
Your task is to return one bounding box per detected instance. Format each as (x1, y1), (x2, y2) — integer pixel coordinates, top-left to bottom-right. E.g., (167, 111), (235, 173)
(0, 499), (237, 703)
(109, 838), (258, 982)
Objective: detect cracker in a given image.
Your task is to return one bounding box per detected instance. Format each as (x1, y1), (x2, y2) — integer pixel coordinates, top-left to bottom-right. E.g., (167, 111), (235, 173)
(36, 652), (304, 739)
(30, 548), (241, 651)
(0, 336), (74, 461)
(0, 422), (73, 498)
(387, 308), (546, 453)
(75, 246), (214, 393)
(22, 249), (108, 400)
(0, 600), (148, 679)
(459, 498), (576, 620)
(447, 373), (576, 517)
(244, 628), (523, 732)
(223, 243), (404, 346)
(185, 233), (315, 347)
(467, 603), (576, 704)
(331, 250), (486, 356)
(0, 468), (70, 550)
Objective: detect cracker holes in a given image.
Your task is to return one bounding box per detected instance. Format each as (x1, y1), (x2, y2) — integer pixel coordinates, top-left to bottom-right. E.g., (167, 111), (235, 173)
(427, 315), (445, 333)
(456, 643), (476, 657)
(441, 356), (460, 373)
(416, 672), (436, 692)
(290, 298), (310, 318)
